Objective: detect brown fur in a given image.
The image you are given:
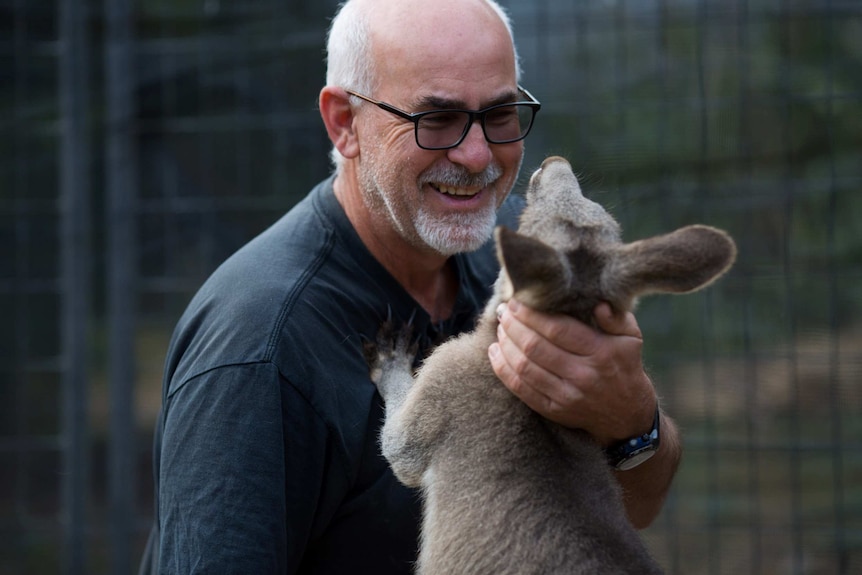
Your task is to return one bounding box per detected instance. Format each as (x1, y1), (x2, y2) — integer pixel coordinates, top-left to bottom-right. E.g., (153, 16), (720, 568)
(370, 156), (737, 574)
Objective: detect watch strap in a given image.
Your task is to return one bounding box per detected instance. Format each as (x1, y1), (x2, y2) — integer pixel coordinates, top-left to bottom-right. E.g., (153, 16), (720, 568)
(605, 406), (661, 470)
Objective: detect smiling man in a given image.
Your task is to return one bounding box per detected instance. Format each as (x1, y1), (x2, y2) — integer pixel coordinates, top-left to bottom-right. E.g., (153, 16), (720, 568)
(319, 0), (528, 321)
(140, 1), (681, 573)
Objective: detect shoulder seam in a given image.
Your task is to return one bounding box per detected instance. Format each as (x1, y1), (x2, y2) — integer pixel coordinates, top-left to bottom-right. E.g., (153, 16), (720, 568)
(168, 359), (353, 481)
(264, 227), (337, 361)
(168, 359), (273, 398)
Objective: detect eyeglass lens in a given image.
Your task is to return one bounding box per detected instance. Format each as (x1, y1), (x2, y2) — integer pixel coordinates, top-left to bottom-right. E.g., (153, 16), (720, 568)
(416, 104), (535, 150)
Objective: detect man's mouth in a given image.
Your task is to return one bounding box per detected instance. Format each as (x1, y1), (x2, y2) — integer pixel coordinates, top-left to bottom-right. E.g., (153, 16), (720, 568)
(431, 183), (481, 198)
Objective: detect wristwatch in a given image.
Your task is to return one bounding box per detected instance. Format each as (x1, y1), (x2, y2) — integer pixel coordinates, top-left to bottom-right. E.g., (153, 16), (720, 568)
(605, 407), (661, 471)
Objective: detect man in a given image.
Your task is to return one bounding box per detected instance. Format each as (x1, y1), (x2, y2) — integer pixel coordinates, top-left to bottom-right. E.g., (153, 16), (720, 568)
(140, 0), (681, 573)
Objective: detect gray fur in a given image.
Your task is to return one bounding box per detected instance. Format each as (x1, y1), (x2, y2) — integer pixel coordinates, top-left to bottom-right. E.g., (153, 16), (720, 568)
(370, 156), (737, 574)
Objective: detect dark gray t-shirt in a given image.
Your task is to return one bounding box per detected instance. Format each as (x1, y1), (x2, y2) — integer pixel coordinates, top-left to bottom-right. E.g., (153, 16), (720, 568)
(140, 176), (523, 574)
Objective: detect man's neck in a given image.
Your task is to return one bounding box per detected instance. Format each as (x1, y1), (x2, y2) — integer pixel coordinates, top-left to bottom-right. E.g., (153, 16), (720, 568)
(333, 172), (459, 322)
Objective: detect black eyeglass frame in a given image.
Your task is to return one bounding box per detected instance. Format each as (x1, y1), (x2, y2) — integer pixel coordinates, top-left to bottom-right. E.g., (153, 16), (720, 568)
(345, 86), (541, 151)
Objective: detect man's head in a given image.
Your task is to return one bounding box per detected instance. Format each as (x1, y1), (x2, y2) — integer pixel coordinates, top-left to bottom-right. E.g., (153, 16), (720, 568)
(320, 0), (532, 257)
(324, 0), (523, 170)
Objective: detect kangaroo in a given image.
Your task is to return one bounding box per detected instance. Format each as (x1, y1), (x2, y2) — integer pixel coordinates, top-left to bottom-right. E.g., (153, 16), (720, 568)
(368, 156), (737, 575)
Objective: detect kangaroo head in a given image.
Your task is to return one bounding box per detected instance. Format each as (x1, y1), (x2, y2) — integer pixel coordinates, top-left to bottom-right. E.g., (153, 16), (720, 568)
(496, 156), (737, 324)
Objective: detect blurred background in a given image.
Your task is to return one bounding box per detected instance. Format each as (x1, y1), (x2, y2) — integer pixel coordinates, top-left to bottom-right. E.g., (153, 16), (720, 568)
(2, 0), (860, 573)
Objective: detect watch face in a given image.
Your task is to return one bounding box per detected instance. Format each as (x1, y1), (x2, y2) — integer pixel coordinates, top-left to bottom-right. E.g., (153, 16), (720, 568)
(615, 448), (656, 471)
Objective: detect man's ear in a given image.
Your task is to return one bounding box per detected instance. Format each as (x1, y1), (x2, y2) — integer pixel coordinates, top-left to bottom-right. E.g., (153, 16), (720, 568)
(319, 86), (360, 160)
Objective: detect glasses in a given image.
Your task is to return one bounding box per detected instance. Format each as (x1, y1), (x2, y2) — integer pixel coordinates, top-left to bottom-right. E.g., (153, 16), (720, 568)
(345, 86), (541, 151)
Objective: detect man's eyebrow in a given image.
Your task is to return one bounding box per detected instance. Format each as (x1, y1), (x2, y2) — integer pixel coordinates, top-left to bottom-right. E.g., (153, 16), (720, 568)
(411, 89), (520, 111)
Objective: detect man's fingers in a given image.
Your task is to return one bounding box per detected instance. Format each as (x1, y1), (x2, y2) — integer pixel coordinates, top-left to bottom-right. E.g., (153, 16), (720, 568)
(488, 341), (575, 420)
(496, 311), (587, 383)
(593, 302), (642, 339)
(503, 299), (598, 357)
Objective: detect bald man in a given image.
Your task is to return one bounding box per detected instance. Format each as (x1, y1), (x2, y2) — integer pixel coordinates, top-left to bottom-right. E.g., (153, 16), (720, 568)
(140, 1), (680, 573)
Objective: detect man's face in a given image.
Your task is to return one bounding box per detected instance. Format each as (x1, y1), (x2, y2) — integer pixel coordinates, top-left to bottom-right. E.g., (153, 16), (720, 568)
(351, 2), (525, 257)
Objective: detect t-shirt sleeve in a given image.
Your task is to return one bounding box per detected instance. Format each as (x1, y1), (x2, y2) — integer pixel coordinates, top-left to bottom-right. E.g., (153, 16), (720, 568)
(156, 361), (329, 574)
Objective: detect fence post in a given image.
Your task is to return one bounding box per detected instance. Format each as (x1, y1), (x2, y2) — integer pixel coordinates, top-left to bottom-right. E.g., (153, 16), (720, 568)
(105, 0), (138, 572)
(59, 0), (91, 573)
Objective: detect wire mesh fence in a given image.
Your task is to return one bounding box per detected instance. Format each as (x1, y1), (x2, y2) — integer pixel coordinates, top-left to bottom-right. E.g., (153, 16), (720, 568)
(2, 0), (860, 573)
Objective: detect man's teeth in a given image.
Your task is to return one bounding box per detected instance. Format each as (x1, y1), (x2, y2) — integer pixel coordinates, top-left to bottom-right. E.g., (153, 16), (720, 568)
(435, 184), (478, 197)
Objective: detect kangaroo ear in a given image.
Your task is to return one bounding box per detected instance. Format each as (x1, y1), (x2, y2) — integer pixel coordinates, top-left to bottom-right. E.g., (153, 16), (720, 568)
(605, 225), (737, 300)
(495, 227), (571, 308)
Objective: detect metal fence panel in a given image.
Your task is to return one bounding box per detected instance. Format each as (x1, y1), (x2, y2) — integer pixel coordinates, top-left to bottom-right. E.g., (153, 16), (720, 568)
(105, 0), (138, 572)
(1, 0), (860, 573)
(58, 0), (92, 573)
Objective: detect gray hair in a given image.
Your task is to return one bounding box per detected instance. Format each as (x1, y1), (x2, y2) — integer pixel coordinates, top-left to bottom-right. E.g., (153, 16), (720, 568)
(324, 0), (523, 172)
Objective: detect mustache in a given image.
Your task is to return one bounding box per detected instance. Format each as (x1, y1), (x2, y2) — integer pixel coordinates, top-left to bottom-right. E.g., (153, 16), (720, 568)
(418, 162), (504, 189)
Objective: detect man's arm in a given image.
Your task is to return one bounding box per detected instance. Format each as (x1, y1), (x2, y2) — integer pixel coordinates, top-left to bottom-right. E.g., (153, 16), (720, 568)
(613, 410), (681, 528)
(487, 299), (682, 528)
(157, 362), (325, 573)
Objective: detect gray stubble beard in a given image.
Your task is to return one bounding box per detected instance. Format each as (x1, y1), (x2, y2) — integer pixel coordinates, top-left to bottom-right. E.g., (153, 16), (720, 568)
(358, 152), (509, 257)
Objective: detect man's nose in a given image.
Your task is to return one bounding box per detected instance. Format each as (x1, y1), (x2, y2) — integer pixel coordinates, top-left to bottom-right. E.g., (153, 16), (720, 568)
(446, 120), (493, 173)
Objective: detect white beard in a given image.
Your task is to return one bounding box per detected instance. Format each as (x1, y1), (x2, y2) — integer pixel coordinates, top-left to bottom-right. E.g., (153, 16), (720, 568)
(413, 199), (498, 256)
(357, 150), (505, 256)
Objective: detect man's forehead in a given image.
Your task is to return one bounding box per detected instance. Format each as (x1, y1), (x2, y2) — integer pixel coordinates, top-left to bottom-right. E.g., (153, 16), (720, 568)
(365, 0), (497, 26)
(367, 0), (510, 58)
(366, 1), (517, 101)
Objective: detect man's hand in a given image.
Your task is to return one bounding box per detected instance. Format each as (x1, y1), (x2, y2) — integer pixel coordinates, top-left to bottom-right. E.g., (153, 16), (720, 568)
(488, 299), (656, 446)
(487, 298), (682, 528)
